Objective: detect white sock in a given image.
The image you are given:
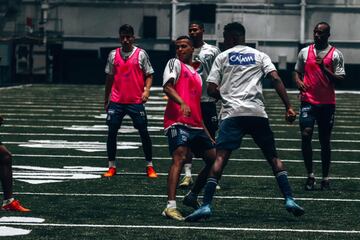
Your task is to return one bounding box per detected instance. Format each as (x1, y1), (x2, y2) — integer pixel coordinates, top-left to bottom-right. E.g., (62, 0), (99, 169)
(308, 172), (315, 178)
(146, 161), (153, 167)
(167, 200), (176, 209)
(184, 164), (192, 177)
(2, 198), (14, 206)
(108, 161), (116, 168)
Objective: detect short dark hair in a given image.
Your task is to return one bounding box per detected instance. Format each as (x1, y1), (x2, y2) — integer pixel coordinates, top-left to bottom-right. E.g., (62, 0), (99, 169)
(189, 20), (204, 29)
(176, 35), (193, 45)
(224, 22), (246, 37)
(119, 24), (134, 35)
(315, 21), (331, 34)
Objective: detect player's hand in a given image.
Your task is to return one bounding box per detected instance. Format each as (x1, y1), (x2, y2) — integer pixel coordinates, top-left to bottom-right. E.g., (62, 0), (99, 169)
(181, 103), (191, 117)
(142, 89), (150, 103)
(295, 79), (308, 92)
(0, 115), (3, 126)
(285, 108), (296, 124)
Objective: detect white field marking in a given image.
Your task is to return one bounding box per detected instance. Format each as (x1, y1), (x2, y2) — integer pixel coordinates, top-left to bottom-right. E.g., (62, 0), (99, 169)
(0, 84), (32, 90)
(17, 140), (140, 152)
(17, 179), (66, 184)
(0, 226), (31, 236)
(1, 223), (360, 235)
(3, 111), (360, 120)
(0, 217), (45, 223)
(4, 123), (360, 131)
(11, 154), (360, 165)
(12, 166), (107, 172)
(10, 166), (360, 181)
(63, 125), (163, 132)
(7, 140), (360, 153)
(2, 131), (360, 143)
(10, 192), (360, 203)
(282, 89), (360, 94)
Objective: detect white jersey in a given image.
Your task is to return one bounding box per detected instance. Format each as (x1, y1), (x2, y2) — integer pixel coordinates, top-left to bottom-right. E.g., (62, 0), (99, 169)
(192, 42), (221, 102)
(207, 45), (276, 120)
(295, 44), (345, 76)
(162, 58), (198, 86)
(105, 46), (154, 76)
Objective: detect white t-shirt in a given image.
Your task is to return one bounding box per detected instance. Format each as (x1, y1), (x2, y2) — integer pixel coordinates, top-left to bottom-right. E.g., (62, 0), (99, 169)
(207, 45), (276, 120)
(193, 42), (221, 102)
(105, 46), (154, 76)
(162, 58), (198, 86)
(295, 44), (345, 76)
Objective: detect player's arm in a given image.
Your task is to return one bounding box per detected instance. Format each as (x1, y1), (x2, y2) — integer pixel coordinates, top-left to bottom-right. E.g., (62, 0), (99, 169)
(316, 54), (345, 83)
(293, 71), (307, 92)
(163, 79), (190, 117)
(141, 50), (154, 103)
(104, 74), (114, 111)
(268, 70), (296, 123)
(142, 74), (153, 103)
(207, 82), (221, 101)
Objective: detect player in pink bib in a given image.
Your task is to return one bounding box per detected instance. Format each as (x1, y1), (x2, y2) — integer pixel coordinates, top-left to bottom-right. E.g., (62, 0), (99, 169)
(294, 22), (345, 190)
(161, 36), (216, 221)
(103, 24), (158, 179)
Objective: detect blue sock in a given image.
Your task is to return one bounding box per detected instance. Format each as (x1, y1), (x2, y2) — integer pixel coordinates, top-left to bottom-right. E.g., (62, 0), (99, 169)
(202, 177), (218, 206)
(276, 171), (293, 199)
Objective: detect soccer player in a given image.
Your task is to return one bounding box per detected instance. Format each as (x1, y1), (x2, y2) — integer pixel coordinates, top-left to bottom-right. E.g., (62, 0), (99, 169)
(162, 36), (216, 221)
(294, 22), (345, 190)
(186, 22), (304, 221)
(102, 24), (158, 178)
(178, 21), (221, 188)
(0, 115), (30, 212)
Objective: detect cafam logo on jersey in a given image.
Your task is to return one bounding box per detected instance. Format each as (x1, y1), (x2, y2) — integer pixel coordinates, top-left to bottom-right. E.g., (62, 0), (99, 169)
(229, 52), (255, 65)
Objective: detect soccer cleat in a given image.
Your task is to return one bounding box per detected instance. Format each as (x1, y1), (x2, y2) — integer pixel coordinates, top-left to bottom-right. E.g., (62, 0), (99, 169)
(182, 192), (200, 210)
(320, 179), (330, 190)
(1, 199), (31, 212)
(179, 176), (193, 188)
(285, 198), (305, 217)
(185, 204), (212, 222)
(304, 177), (316, 191)
(102, 167), (116, 177)
(162, 208), (184, 221)
(146, 166), (158, 178)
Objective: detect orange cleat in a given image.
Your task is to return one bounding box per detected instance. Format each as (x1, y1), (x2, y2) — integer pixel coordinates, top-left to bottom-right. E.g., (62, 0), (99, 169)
(146, 166), (158, 178)
(2, 199), (31, 212)
(103, 167), (116, 177)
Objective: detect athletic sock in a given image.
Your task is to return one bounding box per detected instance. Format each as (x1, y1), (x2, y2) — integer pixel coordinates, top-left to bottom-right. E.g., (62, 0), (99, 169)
(308, 172), (315, 178)
(108, 161), (116, 168)
(202, 177), (218, 206)
(275, 171), (293, 199)
(167, 200), (176, 209)
(146, 161), (153, 167)
(184, 164), (192, 177)
(2, 198), (14, 206)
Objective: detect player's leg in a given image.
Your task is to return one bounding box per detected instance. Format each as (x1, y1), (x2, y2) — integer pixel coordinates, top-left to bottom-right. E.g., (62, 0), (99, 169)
(0, 144), (30, 212)
(317, 104), (335, 190)
(178, 153), (193, 188)
(299, 102), (316, 190)
(128, 104), (157, 178)
(103, 102), (125, 177)
(162, 126), (190, 220)
(252, 117), (304, 217)
(183, 131), (216, 209)
(186, 117), (240, 222)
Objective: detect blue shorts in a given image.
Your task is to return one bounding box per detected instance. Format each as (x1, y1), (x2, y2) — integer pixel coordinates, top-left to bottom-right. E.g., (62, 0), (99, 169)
(166, 125), (215, 157)
(299, 102), (335, 132)
(216, 116), (278, 160)
(106, 102), (148, 131)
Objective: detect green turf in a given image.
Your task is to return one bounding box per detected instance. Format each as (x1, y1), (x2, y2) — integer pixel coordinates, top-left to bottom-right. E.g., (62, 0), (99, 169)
(1, 84), (360, 239)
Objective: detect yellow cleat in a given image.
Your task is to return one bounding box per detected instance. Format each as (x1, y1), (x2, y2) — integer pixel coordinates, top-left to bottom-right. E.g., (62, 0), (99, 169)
(179, 176), (193, 188)
(162, 208), (184, 221)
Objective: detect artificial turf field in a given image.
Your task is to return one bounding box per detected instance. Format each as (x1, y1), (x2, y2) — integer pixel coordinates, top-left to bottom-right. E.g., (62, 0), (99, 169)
(0, 84), (359, 239)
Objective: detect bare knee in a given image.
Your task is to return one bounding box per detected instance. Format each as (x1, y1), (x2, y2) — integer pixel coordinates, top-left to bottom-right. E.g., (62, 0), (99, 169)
(301, 128), (313, 141)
